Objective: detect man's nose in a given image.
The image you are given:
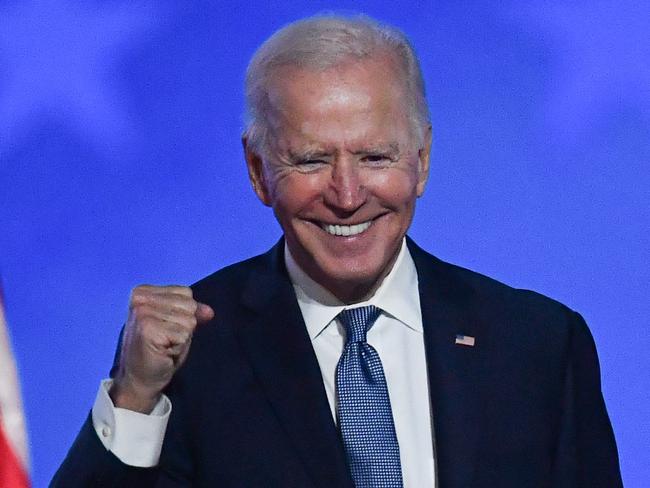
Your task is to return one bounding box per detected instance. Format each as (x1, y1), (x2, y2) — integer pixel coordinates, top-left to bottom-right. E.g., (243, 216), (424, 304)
(325, 160), (367, 212)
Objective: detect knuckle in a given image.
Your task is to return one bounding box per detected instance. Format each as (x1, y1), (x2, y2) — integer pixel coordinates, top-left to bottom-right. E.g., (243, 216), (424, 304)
(132, 284), (152, 295)
(166, 299), (189, 317)
(187, 299), (199, 314)
(130, 285), (154, 306)
(186, 315), (198, 329)
(171, 296), (197, 316)
(129, 293), (143, 308)
(166, 285), (193, 297)
(131, 303), (152, 320)
(176, 317), (196, 334)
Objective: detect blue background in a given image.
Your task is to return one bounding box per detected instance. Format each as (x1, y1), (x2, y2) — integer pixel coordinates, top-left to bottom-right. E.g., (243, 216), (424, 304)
(1, 1), (648, 486)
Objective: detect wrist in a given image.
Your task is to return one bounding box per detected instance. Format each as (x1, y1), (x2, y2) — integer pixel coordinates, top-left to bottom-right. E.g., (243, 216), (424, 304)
(109, 376), (162, 414)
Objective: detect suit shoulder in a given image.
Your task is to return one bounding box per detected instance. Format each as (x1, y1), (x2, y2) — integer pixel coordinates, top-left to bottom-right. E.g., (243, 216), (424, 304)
(428, 254), (590, 358)
(447, 259), (571, 313)
(410, 241), (580, 328)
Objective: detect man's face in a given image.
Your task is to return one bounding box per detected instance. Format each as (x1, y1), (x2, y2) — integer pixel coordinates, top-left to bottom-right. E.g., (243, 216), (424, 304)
(245, 55), (431, 302)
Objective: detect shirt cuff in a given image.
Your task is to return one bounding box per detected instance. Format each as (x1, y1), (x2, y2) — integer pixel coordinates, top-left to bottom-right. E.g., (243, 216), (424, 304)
(91, 378), (171, 467)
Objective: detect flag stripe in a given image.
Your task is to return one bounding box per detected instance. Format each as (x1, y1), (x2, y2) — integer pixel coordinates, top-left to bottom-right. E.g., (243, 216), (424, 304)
(0, 283), (30, 487)
(0, 425), (29, 488)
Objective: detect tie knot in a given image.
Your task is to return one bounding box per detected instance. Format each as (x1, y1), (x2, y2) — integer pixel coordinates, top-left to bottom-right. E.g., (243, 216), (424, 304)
(339, 305), (381, 344)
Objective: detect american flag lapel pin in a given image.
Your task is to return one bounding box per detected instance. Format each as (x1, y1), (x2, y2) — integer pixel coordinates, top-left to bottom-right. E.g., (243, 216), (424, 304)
(455, 334), (475, 347)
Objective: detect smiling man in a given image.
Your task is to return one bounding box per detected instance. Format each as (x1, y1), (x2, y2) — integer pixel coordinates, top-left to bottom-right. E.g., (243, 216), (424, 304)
(245, 52), (430, 303)
(53, 14), (622, 488)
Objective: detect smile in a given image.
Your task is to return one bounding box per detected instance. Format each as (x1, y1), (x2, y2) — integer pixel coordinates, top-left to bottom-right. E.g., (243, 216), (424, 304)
(319, 221), (372, 237)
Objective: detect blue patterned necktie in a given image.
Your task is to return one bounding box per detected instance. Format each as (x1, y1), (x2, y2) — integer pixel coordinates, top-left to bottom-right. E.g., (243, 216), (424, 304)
(336, 305), (403, 487)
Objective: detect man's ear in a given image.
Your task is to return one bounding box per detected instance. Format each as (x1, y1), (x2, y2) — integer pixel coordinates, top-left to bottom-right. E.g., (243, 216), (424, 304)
(242, 135), (272, 206)
(416, 125), (432, 197)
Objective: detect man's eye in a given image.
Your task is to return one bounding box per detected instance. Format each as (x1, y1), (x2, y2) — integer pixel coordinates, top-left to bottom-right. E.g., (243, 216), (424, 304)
(362, 154), (391, 165)
(296, 159), (326, 168)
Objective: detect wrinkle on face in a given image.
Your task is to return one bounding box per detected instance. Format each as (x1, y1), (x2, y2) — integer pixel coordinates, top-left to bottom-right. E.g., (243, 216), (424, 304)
(263, 60), (416, 186)
(249, 55), (430, 301)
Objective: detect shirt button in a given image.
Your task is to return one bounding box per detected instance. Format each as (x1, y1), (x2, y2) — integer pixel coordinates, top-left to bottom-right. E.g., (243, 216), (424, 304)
(101, 426), (111, 437)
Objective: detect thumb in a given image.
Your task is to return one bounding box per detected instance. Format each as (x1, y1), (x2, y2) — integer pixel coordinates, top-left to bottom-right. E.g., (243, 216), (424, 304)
(195, 302), (215, 323)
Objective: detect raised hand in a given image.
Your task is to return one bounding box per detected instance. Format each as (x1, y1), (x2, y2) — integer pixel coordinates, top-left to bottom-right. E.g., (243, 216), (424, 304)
(109, 285), (214, 413)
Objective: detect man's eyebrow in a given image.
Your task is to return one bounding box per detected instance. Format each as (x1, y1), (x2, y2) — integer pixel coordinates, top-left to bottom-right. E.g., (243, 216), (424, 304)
(287, 143), (401, 160)
(351, 143), (401, 156)
(287, 148), (334, 160)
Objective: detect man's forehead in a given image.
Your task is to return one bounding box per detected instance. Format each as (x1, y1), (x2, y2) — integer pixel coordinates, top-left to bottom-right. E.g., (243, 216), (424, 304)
(260, 54), (418, 156)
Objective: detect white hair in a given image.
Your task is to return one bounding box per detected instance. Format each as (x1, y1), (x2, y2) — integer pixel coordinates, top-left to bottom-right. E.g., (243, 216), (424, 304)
(244, 14), (430, 154)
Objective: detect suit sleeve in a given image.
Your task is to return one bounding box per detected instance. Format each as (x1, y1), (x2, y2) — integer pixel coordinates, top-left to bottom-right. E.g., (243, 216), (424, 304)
(50, 413), (162, 487)
(551, 311), (623, 487)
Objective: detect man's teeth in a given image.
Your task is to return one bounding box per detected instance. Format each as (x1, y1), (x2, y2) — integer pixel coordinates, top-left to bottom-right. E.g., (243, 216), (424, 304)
(321, 221), (372, 236)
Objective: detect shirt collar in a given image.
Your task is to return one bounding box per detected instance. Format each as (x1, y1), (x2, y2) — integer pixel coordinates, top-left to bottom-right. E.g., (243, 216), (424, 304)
(284, 238), (422, 341)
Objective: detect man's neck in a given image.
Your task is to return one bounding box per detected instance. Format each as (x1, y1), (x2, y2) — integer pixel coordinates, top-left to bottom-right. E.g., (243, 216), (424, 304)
(284, 239), (407, 306)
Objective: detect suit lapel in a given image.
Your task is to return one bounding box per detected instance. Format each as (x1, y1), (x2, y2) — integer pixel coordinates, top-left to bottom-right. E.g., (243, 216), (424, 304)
(233, 238), (487, 487)
(235, 242), (354, 488)
(409, 238), (487, 488)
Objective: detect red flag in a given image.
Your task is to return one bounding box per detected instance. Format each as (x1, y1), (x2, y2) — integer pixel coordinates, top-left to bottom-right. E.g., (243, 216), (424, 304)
(0, 285), (30, 488)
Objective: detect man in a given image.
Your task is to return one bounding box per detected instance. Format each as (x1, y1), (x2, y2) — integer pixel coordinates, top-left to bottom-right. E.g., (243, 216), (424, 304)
(53, 14), (622, 487)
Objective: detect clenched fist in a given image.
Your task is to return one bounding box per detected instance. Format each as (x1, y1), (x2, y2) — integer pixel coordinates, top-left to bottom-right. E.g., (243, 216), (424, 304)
(109, 285), (214, 413)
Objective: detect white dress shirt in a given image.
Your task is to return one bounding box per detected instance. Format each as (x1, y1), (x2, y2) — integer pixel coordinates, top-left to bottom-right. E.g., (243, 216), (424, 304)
(285, 240), (436, 487)
(92, 239), (436, 486)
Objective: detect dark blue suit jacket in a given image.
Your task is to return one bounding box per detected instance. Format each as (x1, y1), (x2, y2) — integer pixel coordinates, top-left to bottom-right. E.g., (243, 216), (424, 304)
(52, 238), (622, 487)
